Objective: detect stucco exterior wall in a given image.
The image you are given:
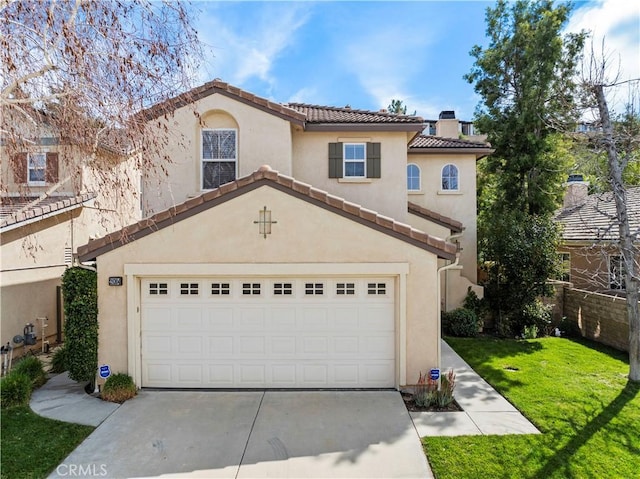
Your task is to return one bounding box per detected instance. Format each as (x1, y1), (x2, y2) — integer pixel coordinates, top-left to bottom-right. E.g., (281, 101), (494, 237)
(94, 185), (440, 387)
(142, 94), (294, 215)
(1, 209), (84, 353)
(558, 244), (639, 292)
(291, 130), (409, 221)
(407, 153), (478, 282)
(1, 144), (82, 195)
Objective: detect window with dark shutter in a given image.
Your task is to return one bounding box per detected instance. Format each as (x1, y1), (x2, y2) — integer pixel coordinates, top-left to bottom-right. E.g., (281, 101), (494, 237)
(328, 142), (343, 178)
(11, 153), (28, 184)
(366, 142), (381, 178)
(45, 152), (59, 183)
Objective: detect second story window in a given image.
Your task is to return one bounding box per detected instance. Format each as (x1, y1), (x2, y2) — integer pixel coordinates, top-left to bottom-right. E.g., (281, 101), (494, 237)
(202, 129), (237, 190)
(344, 143), (366, 177)
(441, 164), (459, 191)
(328, 142), (381, 179)
(28, 153), (47, 186)
(407, 163), (421, 191)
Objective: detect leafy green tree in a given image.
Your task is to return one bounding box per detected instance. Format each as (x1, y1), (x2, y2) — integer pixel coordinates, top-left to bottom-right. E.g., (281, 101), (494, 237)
(387, 99), (416, 116)
(468, 0), (585, 332)
(466, 0), (586, 216)
(482, 212), (561, 336)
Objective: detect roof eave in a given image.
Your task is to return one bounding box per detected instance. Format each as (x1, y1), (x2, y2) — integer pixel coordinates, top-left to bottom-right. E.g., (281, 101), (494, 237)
(305, 123), (424, 133)
(409, 147), (494, 158)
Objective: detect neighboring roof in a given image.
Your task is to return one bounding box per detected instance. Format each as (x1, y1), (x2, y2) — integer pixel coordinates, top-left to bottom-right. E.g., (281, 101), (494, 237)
(409, 134), (493, 155)
(0, 193), (96, 232)
(77, 166), (457, 262)
(408, 202), (463, 233)
(286, 103), (425, 132)
(139, 79), (307, 125)
(555, 186), (640, 242)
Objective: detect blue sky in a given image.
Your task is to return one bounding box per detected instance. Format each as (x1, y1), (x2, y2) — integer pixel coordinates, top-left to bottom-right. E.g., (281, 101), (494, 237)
(193, 0), (640, 121)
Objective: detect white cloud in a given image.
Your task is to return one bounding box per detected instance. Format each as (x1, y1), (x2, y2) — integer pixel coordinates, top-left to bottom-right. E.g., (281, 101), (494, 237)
(195, 3), (312, 88)
(339, 20), (437, 111)
(566, 0), (640, 112)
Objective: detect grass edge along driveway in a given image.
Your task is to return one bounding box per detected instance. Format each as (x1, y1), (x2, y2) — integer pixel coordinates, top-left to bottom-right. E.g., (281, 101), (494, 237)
(423, 337), (640, 479)
(1, 406), (94, 479)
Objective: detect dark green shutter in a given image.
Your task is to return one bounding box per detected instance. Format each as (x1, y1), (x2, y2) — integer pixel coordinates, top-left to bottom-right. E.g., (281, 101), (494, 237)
(366, 142), (381, 178)
(328, 142), (343, 178)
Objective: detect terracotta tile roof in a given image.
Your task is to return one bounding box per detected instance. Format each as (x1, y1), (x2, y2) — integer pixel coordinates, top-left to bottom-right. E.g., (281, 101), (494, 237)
(555, 186), (640, 242)
(139, 79), (307, 125)
(409, 134), (492, 150)
(0, 193), (96, 230)
(77, 166), (457, 261)
(286, 103), (424, 125)
(408, 202), (463, 233)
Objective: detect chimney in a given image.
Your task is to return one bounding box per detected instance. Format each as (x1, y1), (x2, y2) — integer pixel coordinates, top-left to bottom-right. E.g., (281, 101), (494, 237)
(436, 110), (459, 138)
(563, 174), (589, 208)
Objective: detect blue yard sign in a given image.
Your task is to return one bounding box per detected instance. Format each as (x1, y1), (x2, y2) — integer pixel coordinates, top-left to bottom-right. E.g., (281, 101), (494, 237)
(430, 368), (440, 381)
(99, 365), (111, 379)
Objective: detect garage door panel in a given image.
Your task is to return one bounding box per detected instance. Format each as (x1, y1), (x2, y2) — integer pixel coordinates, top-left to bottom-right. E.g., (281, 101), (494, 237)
(205, 308), (234, 330)
(207, 336), (234, 355)
(271, 336), (296, 355)
(141, 277), (396, 388)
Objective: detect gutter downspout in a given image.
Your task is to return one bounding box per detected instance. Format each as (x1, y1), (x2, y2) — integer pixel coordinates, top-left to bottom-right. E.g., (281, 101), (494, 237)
(437, 254), (460, 372)
(444, 232), (464, 312)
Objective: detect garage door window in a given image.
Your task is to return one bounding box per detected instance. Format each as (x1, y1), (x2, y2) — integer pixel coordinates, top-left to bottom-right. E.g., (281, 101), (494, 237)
(274, 283), (293, 295)
(180, 283), (199, 295)
(211, 283), (230, 295)
(367, 282), (387, 295)
(336, 283), (355, 295)
(305, 283), (324, 295)
(242, 283), (261, 295)
(149, 282), (168, 295)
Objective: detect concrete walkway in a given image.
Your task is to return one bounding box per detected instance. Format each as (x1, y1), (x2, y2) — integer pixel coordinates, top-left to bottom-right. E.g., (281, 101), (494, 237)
(410, 340), (540, 437)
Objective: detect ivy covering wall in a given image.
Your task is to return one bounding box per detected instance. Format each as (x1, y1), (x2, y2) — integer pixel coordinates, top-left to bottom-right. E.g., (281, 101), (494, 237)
(61, 267), (98, 382)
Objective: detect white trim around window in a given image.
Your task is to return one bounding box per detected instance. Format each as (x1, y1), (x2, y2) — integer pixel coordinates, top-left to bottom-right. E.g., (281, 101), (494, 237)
(343, 143), (366, 178)
(441, 163), (459, 191)
(407, 163), (421, 192)
(27, 152), (47, 186)
(201, 128), (238, 190)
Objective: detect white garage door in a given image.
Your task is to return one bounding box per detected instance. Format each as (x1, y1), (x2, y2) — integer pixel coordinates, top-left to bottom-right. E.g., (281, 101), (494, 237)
(140, 277), (395, 388)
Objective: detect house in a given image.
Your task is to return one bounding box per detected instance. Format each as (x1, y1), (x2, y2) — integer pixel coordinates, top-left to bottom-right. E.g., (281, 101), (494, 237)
(0, 123), (141, 356)
(76, 79), (491, 389)
(555, 177), (640, 293)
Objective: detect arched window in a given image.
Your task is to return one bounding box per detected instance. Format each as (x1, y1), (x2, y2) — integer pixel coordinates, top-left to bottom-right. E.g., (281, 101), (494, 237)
(441, 164), (459, 190)
(407, 163), (421, 191)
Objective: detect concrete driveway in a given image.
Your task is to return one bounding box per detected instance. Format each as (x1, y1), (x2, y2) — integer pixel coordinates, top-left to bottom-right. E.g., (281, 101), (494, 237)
(49, 390), (432, 479)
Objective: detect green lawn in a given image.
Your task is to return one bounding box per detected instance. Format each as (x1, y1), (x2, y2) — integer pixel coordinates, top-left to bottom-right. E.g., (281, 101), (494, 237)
(423, 337), (640, 479)
(1, 406), (93, 479)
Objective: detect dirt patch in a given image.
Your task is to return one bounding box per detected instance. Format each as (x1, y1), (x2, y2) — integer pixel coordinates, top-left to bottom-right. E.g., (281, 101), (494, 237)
(401, 392), (463, 412)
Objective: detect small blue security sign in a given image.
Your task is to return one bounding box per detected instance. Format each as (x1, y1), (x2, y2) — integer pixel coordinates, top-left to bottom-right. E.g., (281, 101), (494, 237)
(99, 365), (111, 379)
(430, 368), (440, 381)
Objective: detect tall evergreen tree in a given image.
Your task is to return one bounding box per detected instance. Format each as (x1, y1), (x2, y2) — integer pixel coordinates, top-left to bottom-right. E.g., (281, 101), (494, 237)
(466, 0), (586, 215)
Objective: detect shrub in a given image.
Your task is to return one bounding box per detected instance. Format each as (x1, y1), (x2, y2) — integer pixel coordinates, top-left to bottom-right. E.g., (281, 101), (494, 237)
(442, 308), (480, 337)
(413, 370), (456, 409)
(62, 267), (98, 383)
(521, 299), (552, 336)
(101, 373), (136, 403)
(1, 372), (32, 409)
(13, 356), (46, 388)
(463, 287), (485, 316)
(49, 345), (68, 373)
(523, 324), (539, 339)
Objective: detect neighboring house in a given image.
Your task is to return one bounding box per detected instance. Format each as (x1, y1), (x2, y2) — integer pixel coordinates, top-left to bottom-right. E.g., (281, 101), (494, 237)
(554, 178), (640, 293)
(1, 129), (141, 356)
(77, 79), (491, 389)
